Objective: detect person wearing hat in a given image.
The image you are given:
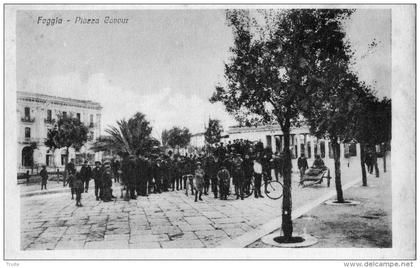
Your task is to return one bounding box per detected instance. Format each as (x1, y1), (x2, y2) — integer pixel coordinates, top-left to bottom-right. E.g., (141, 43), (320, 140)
(253, 157), (264, 198)
(232, 153), (244, 200)
(80, 160), (92, 193)
(101, 161), (113, 202)
(217, 164), (230, 200)
(205, 155), (218, 198)
(242, 154), (254, 196)
(40, 165), (48, 190)
(127, 155), (137, 199)
(193, 161), (205, 202)
(92, 161), (103, 201)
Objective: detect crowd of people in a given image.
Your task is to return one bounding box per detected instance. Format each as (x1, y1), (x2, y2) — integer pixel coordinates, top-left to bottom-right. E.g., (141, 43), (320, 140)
(35, 139), (381, 207)
(62, 139), (292, 206)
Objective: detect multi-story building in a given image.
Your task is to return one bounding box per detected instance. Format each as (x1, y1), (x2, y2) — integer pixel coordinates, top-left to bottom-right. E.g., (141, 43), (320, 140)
(17, 91), (102, 172)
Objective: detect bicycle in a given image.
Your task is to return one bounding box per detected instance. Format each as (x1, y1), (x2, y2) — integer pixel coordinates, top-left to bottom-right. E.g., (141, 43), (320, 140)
(244, 172), (283, 200)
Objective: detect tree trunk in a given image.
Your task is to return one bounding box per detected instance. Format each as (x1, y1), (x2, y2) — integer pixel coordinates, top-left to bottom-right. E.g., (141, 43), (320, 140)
(331, 137), (345, 203)
(374, 149), (380, 178)
(360, 142), (367, 186)
(63, 147), (69, 187)
(383, 142), (387, 173)
(281, 124), (293, 240)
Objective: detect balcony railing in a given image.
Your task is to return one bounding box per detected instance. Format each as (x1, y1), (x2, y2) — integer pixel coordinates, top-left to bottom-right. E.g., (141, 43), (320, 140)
(21, 116), (35, 123)
(44, 118), (56, 125)
(19, 137), (40, 144)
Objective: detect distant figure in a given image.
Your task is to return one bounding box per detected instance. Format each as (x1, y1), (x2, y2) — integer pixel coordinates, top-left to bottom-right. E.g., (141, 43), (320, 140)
(80, 160), (92, 193)
(101, 161), (114, 202)
(92, 161), (103, 201)
(66, 172), (75, 200)
(297, 153), (309, 181)
(73, 172), (84, 207)
(40, 166), (48, 190)
(253, 158), (264, 198)
(65, 158), (76, 187)
(217, 165), (231, 200)
(312, 155), (326, 169)
(194, 162), (205, 202)
(24, 170), (30, 186)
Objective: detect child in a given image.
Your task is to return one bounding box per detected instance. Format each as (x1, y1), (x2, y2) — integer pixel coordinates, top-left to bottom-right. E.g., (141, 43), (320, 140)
(194, 162), (205, 202)
(73, 172), (84, 207)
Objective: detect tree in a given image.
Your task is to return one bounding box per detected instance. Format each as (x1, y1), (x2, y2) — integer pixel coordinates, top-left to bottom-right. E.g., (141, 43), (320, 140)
(354, 96), (391, 184)
(303, 64), (369, 202)
(45, 114), (89, 166)
(204, 118), (223, 145)
(91, 112), (159, 157)
(161, 127), (192, 149)
(211, 9), (354, 241)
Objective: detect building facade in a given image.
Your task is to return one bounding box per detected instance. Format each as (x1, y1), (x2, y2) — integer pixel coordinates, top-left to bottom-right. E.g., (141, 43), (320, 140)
(227, 124), (360, 170)
(17, 91), (102, 172)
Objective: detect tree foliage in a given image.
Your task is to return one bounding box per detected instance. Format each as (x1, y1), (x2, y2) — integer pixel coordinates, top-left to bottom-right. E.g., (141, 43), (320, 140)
(211, 9), (356, 239)
(161, 126), (192, 148)
(204, 119), (223, 145)
(44, 114), (89, 153)
(91, 112), (160, 157)
(354, 96), (391, 146)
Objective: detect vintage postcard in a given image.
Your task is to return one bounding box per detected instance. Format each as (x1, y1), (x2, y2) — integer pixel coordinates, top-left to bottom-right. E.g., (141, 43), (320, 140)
(3, 4), (416, 261)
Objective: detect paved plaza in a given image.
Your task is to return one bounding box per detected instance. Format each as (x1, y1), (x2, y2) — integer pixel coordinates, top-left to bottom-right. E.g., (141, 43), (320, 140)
(21, 166), (358, 250)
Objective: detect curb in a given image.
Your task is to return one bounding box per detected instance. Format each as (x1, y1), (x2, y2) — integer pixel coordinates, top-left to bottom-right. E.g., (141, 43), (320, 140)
(216, 177), (361, 248)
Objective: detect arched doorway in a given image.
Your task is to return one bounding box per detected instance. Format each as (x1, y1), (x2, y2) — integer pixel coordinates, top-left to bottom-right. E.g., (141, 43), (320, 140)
(22, 146), (34, 167)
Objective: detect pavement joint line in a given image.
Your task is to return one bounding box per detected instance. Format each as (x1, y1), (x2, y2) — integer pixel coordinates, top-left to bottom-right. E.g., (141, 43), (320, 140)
(215, 177), (361, 248)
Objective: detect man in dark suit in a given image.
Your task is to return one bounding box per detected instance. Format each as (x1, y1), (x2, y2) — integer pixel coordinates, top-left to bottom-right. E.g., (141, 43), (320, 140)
(297, 153), (309, 181)
(92, 161), (103, 201)
(80, 160), (92, 193)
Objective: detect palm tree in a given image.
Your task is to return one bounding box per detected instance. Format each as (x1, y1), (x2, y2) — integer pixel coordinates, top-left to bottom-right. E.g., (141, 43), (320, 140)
(92, 112), (160, 157)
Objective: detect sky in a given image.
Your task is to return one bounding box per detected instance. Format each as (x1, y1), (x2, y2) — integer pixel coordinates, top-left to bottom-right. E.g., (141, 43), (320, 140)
(16, 8), (391, 139)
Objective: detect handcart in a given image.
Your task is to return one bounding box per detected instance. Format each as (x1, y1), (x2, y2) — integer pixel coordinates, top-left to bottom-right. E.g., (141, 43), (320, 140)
(299, 167), (332, 188)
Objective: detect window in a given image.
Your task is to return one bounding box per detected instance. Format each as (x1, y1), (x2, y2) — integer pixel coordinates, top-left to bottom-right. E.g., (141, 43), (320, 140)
(307, 141), (311, 158)
(90, 114), (93, 123)
(300, 143), (305, 157)
(349, 143), (357, 157)
(24, 127), (31, 138)
(24, 107), (30, 118)
(62, 111), (67, 118)
(266, 135), (272, 150)
(320, 141), (326, 158)
(46, 154), (54, 166)
(328, 142), (334, 159)
(344, 144), (350, 158)
(61, 155), (67, 165)
(76, 113), (81, 121)
(47, 110), (52, 120)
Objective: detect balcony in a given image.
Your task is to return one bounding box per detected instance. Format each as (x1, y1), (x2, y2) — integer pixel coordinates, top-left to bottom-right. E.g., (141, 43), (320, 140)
(21, 116), (35, 123)
(19, 137), (40, 144)
(44, 118), (56, 125)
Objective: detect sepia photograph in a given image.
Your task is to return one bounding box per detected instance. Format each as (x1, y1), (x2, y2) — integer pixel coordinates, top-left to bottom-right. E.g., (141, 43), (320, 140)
(3, 3), (416, 261)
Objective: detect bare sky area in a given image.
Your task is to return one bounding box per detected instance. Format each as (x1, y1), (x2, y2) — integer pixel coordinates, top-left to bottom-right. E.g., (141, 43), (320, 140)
(16, 8), (391, 137)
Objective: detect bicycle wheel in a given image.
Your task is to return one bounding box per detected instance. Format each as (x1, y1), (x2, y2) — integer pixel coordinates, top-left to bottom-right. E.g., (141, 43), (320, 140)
(244, 180), (254, 198)
(265, 181), (283, 200)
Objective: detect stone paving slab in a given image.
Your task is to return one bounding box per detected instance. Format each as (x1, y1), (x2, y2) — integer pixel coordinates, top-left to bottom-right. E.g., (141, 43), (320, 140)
(21, 169), (357, 250)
